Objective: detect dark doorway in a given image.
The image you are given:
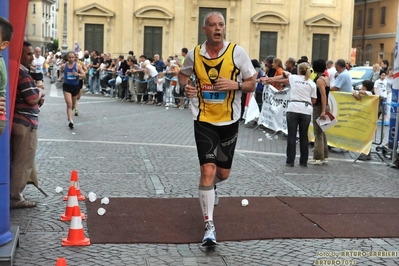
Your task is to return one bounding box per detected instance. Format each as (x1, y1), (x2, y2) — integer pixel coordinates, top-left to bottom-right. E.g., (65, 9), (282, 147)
(84, 24), (104, 53)
(312, 34), (329, 61)
(144, 26), (163, 59)
(259, 31), (277, 62)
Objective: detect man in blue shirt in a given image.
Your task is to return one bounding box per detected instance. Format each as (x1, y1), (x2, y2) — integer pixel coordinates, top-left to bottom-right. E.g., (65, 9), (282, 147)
(153, 54), (166, 73)
(331, 59), (352, 92)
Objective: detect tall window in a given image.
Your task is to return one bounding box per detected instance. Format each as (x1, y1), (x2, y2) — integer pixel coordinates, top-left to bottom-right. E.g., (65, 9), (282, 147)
(367, 8), (373, 27)
(357, 10), (363, 28)
(366, 44), (372, 62)
(33, 4), (36, 14)
(32, 24), (36, 35)
(380, 7), (386, 25)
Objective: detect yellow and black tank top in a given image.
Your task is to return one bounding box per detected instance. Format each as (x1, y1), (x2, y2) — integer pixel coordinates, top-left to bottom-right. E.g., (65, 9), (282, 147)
(193, 43), (240, 123)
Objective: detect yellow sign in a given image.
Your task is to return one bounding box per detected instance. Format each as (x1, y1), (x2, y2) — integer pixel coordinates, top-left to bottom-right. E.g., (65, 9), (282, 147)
(309, 92), (379, 154)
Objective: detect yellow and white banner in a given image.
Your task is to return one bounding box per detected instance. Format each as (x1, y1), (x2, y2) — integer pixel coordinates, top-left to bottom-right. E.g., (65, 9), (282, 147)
(309, 92), (379, 154)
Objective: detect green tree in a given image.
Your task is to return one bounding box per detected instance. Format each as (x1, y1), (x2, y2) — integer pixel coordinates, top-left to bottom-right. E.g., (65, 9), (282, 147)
(52, 39), (59, 51)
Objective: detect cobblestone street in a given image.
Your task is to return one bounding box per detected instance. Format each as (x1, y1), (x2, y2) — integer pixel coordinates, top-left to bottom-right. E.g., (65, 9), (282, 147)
(9, 78), (399, 265)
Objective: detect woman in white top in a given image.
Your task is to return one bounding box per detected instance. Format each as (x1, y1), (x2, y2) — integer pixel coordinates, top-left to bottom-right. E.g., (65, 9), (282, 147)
(283, 62), (317, 167)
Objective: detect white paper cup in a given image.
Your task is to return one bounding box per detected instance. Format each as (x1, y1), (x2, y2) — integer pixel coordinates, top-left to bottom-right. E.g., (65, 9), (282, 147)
(89, 195), (97, 202)
(101, 197), (109, 205)
(97, 207), (106, 215)
(55, 186), (63, 193)
(241, 199), (249, 207)
(88, 192), (96, 198)
(258, 138), (263, 142)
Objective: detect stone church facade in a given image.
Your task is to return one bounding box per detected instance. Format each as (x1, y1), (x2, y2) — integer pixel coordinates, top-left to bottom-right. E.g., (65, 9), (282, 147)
(58, 0), (354, 62)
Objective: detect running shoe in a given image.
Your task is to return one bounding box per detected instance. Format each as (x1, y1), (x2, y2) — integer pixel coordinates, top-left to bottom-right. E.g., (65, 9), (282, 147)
(214, 185), (219, 206)
(202, 221), (217, 246)
(68, 121), (74, 129)
(74, 109), (79, 116)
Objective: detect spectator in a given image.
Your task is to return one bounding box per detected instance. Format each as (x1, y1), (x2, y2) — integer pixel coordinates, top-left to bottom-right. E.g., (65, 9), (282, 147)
(87, 50), (101, 94)
(374, 71), (388, 126)
(74, 41), (80, 53)
(309, 59), (330, 165)
(181, 47), (188, 65)
(380, 60), (389, 73)
(353, 80), (374, 161)
(385, 67), (393, 122)
(169, 60), (181, 107)
(251, 59), (263, 113)
(271, 58), (284, 91)
(10, 41), (45, 209)
(330, 59), (352, 92)
(326, 60), (336, 88)
(282, 62), (317, 167)
(285, 57), (297, 74)
(142, 60), (158, 104)
(108, 55), (129, 100)
(125, 57), (140, 101)
(156, 71), (165, 106)
(154, 54), (166, 73)
(74, 52), (88, 115)
(371, 63), (381, 82)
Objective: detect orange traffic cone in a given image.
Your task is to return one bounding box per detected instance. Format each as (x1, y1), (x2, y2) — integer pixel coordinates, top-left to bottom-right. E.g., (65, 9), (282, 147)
(55, 257), (67, 266)
(62, 206), (90, 246)
(61, 186), (85, 221)
(63, 170), (85, 201)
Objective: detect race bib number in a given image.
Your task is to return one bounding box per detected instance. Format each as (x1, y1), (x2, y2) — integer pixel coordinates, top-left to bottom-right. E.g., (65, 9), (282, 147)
(202, 84), (226, 104)
(36, 65), (42, 73)
(66, 72), (76, 80)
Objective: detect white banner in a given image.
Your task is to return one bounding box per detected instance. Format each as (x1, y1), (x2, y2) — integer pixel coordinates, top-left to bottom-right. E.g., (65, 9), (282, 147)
(243, 92), (260, 124)
(258, 85), (291, 134)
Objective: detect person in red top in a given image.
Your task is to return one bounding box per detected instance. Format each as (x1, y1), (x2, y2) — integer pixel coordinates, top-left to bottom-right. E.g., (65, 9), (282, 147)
(10, 41), (45, 209)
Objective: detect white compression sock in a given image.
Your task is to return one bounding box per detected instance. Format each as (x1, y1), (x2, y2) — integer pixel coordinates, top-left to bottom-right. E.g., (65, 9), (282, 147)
(199, 186), (215, 222)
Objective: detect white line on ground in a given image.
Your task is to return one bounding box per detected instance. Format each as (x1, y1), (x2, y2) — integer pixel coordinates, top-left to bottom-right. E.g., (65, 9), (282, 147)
(37, 138), (387, 165)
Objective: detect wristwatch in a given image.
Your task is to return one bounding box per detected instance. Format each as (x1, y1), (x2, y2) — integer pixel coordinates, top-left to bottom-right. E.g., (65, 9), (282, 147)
(237, 82), (243, 91)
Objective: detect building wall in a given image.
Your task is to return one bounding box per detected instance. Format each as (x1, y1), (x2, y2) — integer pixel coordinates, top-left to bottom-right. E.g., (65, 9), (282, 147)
(25, 0), (57, 54)
(58, 0), (354, 62)
(352, 0), (398, 66)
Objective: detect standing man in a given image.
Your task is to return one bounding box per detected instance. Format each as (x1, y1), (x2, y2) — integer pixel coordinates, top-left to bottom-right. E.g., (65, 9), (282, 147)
(178, 12), (256, 246)
(153, 54), (166, 73)
(87, 50), (100, 94)
(180, 47), (188, 66)
(380, 60), (389, 73)
(10, 41), (45, 208)
(330, 59), (352, 92)
(326, 60), (336, 88)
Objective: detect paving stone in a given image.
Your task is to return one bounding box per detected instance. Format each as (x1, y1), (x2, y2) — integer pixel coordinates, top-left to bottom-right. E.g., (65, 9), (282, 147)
(7, 77), (399, 265)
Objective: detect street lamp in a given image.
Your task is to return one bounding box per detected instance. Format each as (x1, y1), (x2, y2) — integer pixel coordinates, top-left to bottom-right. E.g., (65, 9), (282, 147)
(61, 0), (68, 53)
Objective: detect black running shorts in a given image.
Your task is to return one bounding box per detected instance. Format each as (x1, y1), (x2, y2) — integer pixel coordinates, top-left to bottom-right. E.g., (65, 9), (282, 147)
(63, 83), (80, 97)
(194, 120), (239, 169)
